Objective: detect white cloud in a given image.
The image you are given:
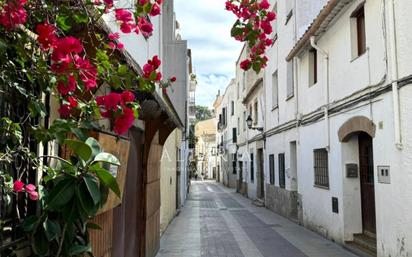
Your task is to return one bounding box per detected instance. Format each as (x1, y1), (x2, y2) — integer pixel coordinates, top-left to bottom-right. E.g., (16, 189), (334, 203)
(175, 0), (242, 106)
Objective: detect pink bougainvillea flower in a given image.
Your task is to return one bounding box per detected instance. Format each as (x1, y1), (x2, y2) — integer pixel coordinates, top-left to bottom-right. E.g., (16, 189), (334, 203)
(108, 42), (116, 49)
(240, 59), (251, 70)
(13, 180), (24, 192)
(138, 17), (153, 37)
(67, 96), (78, 108)
(28, 190), (39, 201)
(57, 75), (77, 96)
(115, 9), (133, 23)
(25, 184), (36, 192)
(259, 0), (270, 10)
(150, 3), (161, 16)
(117, 42), (124, 49)
(108, 32), (120, 40)
(36, 23), (57, 50)
(266, 11), (276, 22)
(170, 76), (177, 82)
(121, 90), (135, 105)
(0, 0), (27, 29)
(101, 92), (121, 110)
(58, 104), (72, 118)
(74, 56), (98, 90)
(114, 107), (135, 135)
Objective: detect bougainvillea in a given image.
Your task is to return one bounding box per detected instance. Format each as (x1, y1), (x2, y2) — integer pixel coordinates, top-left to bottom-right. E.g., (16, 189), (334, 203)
(226, 0), (276, 72)
(0, 0), (176, 255)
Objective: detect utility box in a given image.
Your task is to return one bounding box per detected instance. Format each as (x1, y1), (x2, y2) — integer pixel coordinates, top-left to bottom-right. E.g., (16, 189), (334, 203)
(378, 166), (391, 184)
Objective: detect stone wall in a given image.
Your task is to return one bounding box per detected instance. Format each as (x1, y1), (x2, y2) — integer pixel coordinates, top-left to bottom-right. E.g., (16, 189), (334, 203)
(265, 184), (298, 220)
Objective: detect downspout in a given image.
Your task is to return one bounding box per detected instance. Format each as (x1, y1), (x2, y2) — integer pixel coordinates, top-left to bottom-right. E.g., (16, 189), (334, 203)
(310, 36), (330, 151)
(388, 0), (402, 150)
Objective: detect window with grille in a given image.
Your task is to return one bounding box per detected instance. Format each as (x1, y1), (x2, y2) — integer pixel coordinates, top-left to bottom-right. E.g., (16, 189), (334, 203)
(278, 153), (285, 188)
(269, 154), (275, 185)
(314, 148), (329, 188)
(232, 127), (237, 143)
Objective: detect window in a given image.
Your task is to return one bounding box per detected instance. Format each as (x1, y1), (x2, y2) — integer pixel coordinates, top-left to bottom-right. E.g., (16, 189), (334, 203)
(250, 153), (254, 182)
(309, 49), (317, 86)
(286, 61), (294, 98)
(222, 107), (227, 126)
(314, 148), (329, 188)
(232, 154), (237, 174)
(254, 101), (258, 125)
(278, 153), (285, 188)
(272, 71), (278, 108)
(351, 5), (366, 58)
(232, 127), (237, 143)
(231, 101), (235, 116)
(269, 154), (275, 185)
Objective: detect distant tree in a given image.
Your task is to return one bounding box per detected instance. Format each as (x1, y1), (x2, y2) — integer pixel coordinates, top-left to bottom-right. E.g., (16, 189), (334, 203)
(195, 105), (213, 121)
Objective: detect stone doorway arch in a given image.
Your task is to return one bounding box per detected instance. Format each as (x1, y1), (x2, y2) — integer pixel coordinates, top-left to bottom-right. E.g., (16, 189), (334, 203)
(338, 116), (376, 142)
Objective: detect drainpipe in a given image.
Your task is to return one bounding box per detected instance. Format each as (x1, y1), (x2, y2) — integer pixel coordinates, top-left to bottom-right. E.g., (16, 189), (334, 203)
(388, 0), (403, 150)
(310, 36), (330, 151)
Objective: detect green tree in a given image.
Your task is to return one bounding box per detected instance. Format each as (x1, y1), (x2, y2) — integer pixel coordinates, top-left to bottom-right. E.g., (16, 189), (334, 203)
(195, 105), (213, 121)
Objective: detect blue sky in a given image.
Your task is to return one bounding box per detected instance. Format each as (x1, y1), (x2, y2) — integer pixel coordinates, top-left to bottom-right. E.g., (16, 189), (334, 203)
(174, 0), (243, 107)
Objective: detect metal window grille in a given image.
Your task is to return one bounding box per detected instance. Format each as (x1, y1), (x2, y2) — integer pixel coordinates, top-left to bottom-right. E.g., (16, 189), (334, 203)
(250, 154), (254, 182)
(314, 148), (329, 188)
(232, 154), (237, 175)
(278, 153), (285, 188)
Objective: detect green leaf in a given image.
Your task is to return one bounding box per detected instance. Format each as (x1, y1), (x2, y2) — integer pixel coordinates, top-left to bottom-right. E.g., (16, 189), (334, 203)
(93, 168), (120, 198)
(85, 137), (101, 160)
(65, 139), (92, 161)
(70, 244), (91, 255)
(76, 181), (97, 218)
(83, 175), (101, 205)
(117, 64), (128, 75)
(32, 229), (49, 256)
(56, 15), (72, 31)
(47, 178), (75, 210)
(43, 218), (61, 241)
(93, 152), (120, 166)
(22, 215), (39, 232)
(73, 13), (89, 24)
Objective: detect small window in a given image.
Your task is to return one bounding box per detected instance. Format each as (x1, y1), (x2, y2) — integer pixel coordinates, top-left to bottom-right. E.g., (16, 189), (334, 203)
(309, 49), (317, 86)
(231, 101), (235, 116)
(250, 153), (254, 182)
(232, 127), (237, 143)
(222, 108), (227, 126)
(269, 154), (275, 185)
(286, 61), (294, 98)
(351, 5), (366, 58)
(243, 111), (247, 131)
(278, 153), (285, 188)
(272, 71), (279, 108)
(314, 148), (329, 188)
(254, 101), (258, 125)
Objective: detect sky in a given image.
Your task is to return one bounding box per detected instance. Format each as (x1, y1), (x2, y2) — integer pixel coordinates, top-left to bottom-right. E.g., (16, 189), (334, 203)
(174, 0), (243, 108)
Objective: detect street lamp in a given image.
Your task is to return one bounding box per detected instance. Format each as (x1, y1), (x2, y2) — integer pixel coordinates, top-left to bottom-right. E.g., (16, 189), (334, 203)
(246, 115), (264, 132)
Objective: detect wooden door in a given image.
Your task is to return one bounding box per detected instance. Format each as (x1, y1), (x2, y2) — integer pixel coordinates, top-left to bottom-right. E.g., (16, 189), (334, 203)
(358, 132), (376, 235)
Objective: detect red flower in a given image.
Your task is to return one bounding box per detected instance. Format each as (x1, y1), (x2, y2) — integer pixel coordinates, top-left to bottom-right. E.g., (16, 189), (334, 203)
(13, 180), (24, 192)
(150, 3), (161, 16)
(121, 90), (135, 105)
(25, 184), (36, 192)
(266, 11), (276, 22)
(114, 108), (135, 135)
(138, 17), (153, 37)
(261, 21), (272, 35)
(36, 23), (57, 50)
(117, 42), (124, 49)
(143, 63), (155, 78)
(170, 76), (177, 82)
(103, 92), (121, 110)
(108, 32), (120, 40)
(0, 0), (27, 29)
(259, 0), (270, 10)
(115, 9), (133, 23)
(28, 191), (39, 201)
(74, 56), (98, 90)
(57, 75), (77, 96)
(149, 55), (161, 69)
(240, 59), (251, 70)
(67, 96), (78, 108)
(58, 104), (72, 118)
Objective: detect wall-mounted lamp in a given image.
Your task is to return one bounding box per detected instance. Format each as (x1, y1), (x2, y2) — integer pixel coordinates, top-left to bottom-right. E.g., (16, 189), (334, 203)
(246, 115), (263, 132)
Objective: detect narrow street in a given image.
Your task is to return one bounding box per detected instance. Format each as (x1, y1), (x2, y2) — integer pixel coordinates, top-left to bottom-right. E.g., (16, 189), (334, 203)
(157, 181), (357, 257)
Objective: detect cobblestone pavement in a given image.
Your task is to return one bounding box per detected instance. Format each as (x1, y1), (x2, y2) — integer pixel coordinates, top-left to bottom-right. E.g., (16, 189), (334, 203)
(156, 181), (358, 257)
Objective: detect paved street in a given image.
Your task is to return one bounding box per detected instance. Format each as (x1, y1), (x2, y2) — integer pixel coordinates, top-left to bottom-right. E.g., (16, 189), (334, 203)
(156, 181), (357, 257)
